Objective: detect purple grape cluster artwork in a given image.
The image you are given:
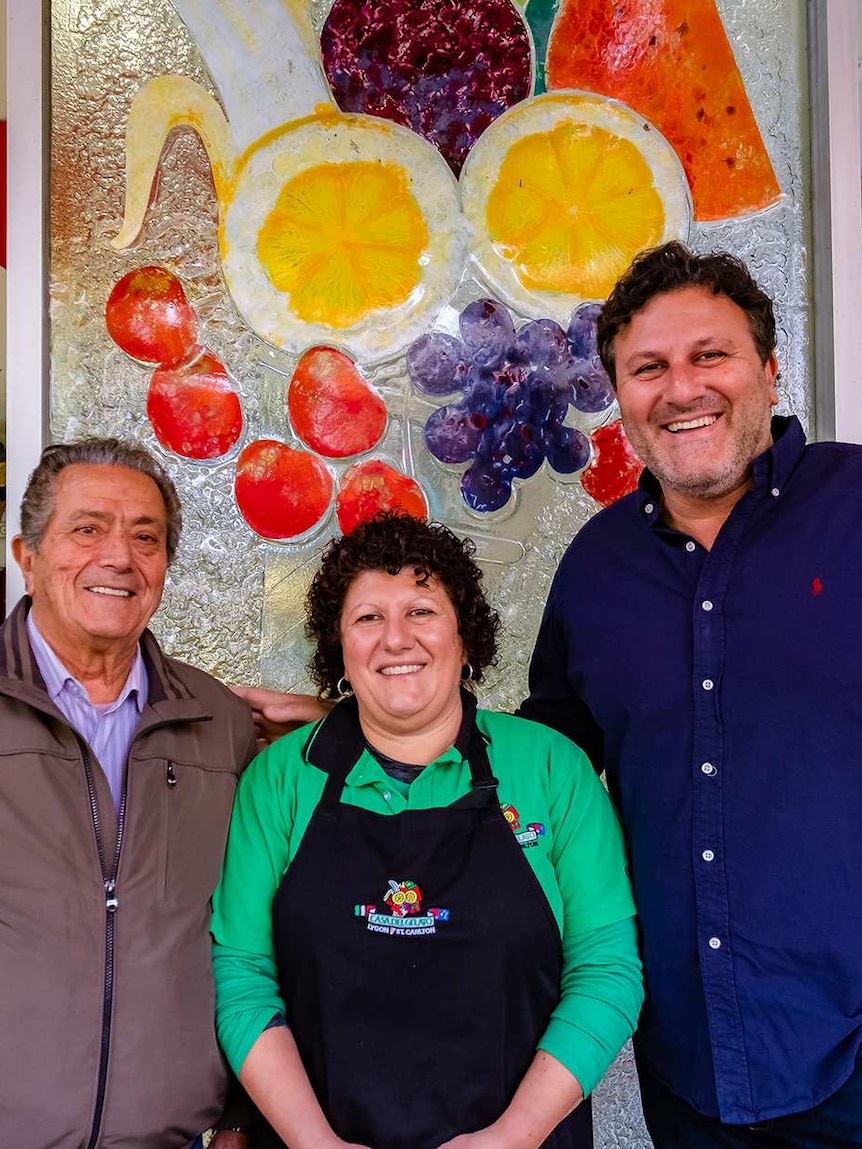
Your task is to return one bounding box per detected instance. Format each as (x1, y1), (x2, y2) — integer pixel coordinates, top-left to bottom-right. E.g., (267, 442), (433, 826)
(408, 300), (616, 513)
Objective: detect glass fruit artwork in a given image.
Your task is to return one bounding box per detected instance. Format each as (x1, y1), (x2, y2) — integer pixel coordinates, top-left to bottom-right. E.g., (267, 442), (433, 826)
(113, 1), (466, 363)
(566, 302), (615, 414)
(106, 266), (198, 367)
(545, 0), (781, 221)
(105, 0), (781, 552)
(147, 352), (243, 460)
(234, 440), (334, 540)
(411, 299), (614, 513)
(107, 266), (244, 461)
(580, 420), (644, 507)
(321, 0), (533, 175)
(257, 160), (430, 330)
(288, 347), (387, 459)
(336, 460), (429, 533)
(460, 92), (691, 321)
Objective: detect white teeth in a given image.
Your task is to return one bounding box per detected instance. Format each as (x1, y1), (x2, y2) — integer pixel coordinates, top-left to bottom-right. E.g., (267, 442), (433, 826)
(667, 415), (719, 433)
(380, 664), (423, 676)
(88, 586), (133, 597)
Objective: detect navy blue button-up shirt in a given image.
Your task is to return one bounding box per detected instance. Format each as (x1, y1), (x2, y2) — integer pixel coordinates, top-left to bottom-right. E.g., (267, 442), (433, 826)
(521, 416), (862, 1123)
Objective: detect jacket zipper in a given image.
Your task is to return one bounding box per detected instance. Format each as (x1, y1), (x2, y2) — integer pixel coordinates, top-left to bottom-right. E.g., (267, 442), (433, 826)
(82, 743), (128, 1149)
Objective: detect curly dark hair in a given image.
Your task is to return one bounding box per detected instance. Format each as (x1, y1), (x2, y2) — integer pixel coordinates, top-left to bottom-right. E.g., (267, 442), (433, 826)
(597, 241), (776, 386)
(306, 513), (500, 700)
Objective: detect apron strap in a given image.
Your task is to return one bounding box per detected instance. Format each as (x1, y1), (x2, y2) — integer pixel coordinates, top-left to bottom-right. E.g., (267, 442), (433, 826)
(445, 720), (500, 812)
(466, 720), (499, 791)
(304, 695), (366, 807)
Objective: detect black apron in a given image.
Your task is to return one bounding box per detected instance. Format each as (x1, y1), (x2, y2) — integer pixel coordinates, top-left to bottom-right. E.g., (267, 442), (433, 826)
(254, 694), (593, 1148)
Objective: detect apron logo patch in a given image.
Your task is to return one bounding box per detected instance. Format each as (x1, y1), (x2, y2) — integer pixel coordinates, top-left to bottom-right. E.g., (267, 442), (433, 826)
(354, 879), (450, 937)
(501, 803), (546, 848)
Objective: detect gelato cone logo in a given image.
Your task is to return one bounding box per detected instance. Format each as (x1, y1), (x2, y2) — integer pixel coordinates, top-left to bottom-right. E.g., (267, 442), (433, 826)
(355, 878), (450, 937)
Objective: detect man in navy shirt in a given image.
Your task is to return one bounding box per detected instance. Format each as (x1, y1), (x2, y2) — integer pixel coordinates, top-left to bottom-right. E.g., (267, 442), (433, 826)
(522, 241), (862, 1147)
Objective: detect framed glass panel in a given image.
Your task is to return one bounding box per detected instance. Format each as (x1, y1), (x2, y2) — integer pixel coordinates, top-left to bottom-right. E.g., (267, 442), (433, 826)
(44, 0), (813, 710)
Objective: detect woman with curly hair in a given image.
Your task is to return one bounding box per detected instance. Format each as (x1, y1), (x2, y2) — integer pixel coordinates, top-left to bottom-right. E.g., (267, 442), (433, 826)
(211, 513), (642, 1149)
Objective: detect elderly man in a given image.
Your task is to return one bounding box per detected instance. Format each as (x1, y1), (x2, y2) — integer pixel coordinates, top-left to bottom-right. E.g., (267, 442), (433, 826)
(1, 438), (256, 1149)
(522, 242), (862, 1146)
(242, 242), (862, 1146)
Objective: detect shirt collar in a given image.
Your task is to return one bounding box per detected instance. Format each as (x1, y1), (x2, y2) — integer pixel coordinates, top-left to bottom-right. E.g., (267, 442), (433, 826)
(25, 611), (147, 713)
(348, 740), (467, 790)
(636, 414), (806, 526)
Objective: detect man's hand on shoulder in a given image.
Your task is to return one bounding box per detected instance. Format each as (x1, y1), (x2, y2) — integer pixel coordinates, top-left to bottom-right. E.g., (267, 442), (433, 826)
(230, 685), (331, 747)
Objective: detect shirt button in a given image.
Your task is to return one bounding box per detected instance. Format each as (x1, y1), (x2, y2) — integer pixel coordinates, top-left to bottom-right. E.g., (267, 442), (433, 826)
(701, 762), (717, 776)
(771, 487), (780, 498)
(382, 790), (392, 802)
(685, 540), (696, 552)
(644, 502), (655, 514)
(708, 937), (722, 949)
(702, 849), (715, 862)
(702, 679), (714, 691)
(701, 600), (713, 612)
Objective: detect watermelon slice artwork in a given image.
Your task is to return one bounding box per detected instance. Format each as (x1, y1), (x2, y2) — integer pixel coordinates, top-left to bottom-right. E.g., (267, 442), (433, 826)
(544, 0), (781, 222)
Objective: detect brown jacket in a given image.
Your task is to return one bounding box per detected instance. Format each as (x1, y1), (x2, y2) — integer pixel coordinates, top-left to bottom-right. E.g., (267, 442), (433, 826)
(0, 598), (257, 1148)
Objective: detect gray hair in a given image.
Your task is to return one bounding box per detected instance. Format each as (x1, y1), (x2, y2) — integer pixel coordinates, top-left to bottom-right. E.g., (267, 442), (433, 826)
(20, 438), (182, 563)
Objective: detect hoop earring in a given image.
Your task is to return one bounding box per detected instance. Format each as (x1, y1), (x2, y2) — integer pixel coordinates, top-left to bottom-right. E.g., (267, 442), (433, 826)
(336, 677), (352, 699)
(461, 663), (474, 682)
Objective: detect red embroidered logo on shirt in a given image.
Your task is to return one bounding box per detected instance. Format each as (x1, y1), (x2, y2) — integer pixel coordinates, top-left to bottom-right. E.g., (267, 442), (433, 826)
(501, 802), (545, 849)
(500, 803), (521, 830)
(811, 576), (823, 596)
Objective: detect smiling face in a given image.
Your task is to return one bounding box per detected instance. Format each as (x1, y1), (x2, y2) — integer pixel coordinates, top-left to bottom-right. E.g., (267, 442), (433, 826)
(13, 463), (169, 668)
(339, 567), (467, 746)
(614, 286), (778, 508)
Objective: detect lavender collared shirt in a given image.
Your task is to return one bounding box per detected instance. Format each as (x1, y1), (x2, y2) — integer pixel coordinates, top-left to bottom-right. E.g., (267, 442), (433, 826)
(26, 612), (148, 810)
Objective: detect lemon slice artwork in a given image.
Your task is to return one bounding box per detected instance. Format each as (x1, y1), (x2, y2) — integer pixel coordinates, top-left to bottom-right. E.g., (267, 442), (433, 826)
(224, 113), (466, 363)
(460, 92), (691, 321)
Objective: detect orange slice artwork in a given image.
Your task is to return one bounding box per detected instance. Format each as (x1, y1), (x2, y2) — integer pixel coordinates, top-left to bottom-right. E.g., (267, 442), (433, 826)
(460, 92), (690, 320)
(545, 0), (781, 222)
(258, 160), (429, 329)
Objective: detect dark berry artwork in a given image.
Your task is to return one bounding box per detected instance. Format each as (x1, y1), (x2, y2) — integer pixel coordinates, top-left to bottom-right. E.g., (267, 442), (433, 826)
(321, 0), (533, 174)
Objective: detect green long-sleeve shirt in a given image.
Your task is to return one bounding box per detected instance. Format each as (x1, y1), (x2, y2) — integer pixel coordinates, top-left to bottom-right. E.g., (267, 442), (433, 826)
(212, 708), (643, 1096)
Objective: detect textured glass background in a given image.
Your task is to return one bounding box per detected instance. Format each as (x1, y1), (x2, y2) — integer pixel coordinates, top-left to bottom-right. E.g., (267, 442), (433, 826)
(50, 0), (811, 707)
(50, 5), (810, 1143)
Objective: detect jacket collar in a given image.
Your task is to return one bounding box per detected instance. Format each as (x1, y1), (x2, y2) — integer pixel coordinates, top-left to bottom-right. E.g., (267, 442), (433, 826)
(0, 597), (204, 720)
(0, 598), (49, 691)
